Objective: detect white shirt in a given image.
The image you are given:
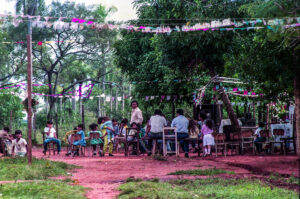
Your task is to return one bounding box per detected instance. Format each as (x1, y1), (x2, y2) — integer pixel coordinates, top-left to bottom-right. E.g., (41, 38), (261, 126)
(44, 127), (56, 139)
(12, 138), (27, 153)
(150, 115), (167, 133)
(130, 107), (143, 125)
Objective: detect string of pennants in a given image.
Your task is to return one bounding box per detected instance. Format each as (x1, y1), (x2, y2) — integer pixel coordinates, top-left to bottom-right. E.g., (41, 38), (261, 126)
(0, 13), (299, 34)
(0, 83), (94, 98)
(193, 86), (264, 105)
(0, 82), (191, 101)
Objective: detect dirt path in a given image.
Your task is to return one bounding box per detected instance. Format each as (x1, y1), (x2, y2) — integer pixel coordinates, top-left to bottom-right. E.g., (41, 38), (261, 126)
(32, 147), (299, 199)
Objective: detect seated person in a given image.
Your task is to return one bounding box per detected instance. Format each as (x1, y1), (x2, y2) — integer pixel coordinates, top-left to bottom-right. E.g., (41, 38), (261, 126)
(147, 109), (167, 154)
(72, 124), (86, 156)
(88, 123), (103, 156)
(188, 120), (200, 153)
(0, 127), (10, 154)
(112, 119), (119, 136)
(128, 122), (150, 155)
(12, 130), (27, 157)
(254, 122), (265, 153)
(119, 119), (128, 137)
(43, 121), (61, 155)
(65, 127), (78, 156)
(4, 134), (15, 156)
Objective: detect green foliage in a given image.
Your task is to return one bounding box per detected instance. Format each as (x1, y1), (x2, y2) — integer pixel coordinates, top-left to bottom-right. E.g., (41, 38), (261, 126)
(226, 0), (300, 101)
(118, 178), (298, 199)
(114, 0), (255, 114)
(168, 168), (234, 176)
(0, 94), (24, 128)
(0, 180), (87, 199)
(0, 157), (78, 181)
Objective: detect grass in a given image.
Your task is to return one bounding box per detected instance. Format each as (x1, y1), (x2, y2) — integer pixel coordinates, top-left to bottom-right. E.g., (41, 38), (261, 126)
(118, 178), (299, 199)
(0, 180), (87, 199)
(269, 174), (300, 186)
(0, 157), (79, 181)
(168, 168), (235, 176)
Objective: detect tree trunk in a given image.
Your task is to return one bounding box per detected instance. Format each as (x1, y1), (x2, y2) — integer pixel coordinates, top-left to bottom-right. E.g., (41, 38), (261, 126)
(294, 75), (300, 159)
(115, 88), (118, 112)
(110, 85), (113, 117)
(208, 67), (239, 131)
(97, 84), (101, 117)
(72, 86), (76, 112)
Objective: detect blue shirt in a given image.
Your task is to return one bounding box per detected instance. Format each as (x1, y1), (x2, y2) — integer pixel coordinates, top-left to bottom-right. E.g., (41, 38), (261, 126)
(113, 125), (119, 135)
(171, 115), (189, 133)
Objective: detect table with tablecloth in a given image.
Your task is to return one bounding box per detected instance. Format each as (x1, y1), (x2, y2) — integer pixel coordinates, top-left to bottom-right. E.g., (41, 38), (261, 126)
(270, 123), (293, 149)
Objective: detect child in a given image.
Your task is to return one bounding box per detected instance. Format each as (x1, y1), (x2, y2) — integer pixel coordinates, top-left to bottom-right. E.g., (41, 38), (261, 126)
(65, 127), (78, 156)
(119, 118), (128, 137)
(254, 122), (264, 153)
(88, 123), (103, 156)
(188, 120), (200, 153)
(112, 119), (119, 136)
(5, 134), (15, 156)
(128, 122), (150, 155)
(72, 124), (86, 156)
(43, 121), (61, 155)
(101, 117), (115, 156)
(12, 130), (27, 157)
(201, 119), (215, 156)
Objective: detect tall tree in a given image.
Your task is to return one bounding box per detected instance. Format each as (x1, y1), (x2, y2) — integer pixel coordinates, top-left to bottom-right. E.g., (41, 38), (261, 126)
(115, 0), (254, 129)
(227, 0), (300, 157)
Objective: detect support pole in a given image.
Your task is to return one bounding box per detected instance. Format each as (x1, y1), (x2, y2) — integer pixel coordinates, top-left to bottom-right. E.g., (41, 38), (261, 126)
(26, 34), (33, 165)
(82, 104), (85, 130)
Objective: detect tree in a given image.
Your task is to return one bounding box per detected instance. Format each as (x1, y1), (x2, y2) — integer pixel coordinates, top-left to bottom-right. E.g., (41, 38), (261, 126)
(115, 0), (254, 127)
(7, 1), (117, 119)
(227, 0), (300, 157)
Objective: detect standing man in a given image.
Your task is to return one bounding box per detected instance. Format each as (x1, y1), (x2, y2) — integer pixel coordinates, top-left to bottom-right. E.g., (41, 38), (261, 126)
(171, 109), (190, 158)
(130, 100), (143, 127)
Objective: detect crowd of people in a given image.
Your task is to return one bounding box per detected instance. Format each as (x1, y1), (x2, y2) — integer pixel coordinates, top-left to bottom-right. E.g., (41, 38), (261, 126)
(0, 100), (218, 158)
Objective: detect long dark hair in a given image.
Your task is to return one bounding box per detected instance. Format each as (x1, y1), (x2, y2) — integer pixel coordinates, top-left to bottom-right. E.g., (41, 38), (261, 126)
(188, 120), (197, 131)
(205, 119), (213, 130)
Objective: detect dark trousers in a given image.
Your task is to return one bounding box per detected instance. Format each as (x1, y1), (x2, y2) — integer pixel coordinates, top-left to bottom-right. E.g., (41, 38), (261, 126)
(177, 132), (189, 153)
(148, 132), (162, 151)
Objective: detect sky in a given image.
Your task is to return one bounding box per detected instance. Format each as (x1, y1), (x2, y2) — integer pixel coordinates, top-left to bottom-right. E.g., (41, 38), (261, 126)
(0, 0), (137, 21)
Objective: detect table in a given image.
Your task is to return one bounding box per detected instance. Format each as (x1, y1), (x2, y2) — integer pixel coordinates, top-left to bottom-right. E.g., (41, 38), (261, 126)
(219, 119), (243, 133)
(270, 123), (293, 150)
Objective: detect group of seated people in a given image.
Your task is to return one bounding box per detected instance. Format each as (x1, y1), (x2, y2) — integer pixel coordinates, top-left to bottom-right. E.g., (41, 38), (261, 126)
(52, 108), (217, 158)
(0, 111), (267, 158)
(0, 127), (28, 157)
(0, 109), (219, 158)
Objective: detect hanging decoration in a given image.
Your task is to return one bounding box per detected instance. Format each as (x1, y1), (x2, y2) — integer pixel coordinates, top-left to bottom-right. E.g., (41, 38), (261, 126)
(0, 13), (299, 34)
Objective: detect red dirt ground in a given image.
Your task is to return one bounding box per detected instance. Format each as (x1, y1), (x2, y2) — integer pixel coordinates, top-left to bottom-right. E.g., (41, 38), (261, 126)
(30, 147), (299, 199)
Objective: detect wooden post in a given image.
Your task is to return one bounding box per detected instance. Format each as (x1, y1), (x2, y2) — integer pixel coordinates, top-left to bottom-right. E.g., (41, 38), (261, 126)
(115, 88), (118, 112)
(266, 104), (270, 130)
(110, 85), (113, 117)
(26, 34), (33, 165)
(55, 113), (59, 139)
(122, 86), (125, 117)
(9, 111), (13, 132)
(253, 103), (256, 121)
(82, 104), (85, 130)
